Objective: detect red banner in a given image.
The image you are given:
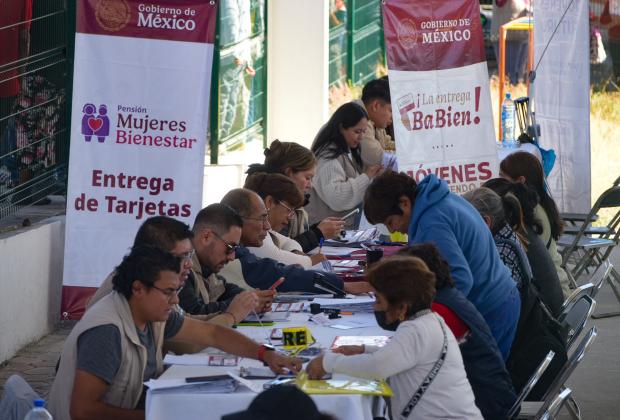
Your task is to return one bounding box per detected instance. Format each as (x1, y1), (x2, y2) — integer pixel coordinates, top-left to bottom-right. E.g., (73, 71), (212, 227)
(77, 0), (217, 43)
(382, 0), (498, 193)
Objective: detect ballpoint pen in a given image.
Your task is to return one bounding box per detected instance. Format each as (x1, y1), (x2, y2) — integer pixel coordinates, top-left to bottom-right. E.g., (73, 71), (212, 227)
(252, 309), (273, 345)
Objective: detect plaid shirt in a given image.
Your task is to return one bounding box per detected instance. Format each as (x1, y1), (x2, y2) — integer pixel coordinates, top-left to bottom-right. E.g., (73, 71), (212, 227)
(494, 224), (532, 292)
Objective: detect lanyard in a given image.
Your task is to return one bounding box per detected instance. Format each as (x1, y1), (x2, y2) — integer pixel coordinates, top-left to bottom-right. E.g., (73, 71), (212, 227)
(400, 315), (448, 418)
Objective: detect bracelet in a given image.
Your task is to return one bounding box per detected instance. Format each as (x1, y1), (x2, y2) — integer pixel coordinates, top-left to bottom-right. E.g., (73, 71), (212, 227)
(224, 311), (237, 324)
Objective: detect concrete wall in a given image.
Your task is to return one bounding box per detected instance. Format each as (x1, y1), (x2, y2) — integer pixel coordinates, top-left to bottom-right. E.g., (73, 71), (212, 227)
(0, 217), (65, 363)
(266, 0), (330, 149)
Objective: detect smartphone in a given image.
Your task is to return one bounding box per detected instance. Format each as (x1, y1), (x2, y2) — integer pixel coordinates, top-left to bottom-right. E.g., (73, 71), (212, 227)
(341, 208), (360, 221)
(185, 374), (231, 383)
(240, 367), (277, 379)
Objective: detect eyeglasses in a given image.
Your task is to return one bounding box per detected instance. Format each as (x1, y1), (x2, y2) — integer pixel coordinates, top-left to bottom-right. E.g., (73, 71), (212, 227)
(212, 231), (239, 255)
(173, 249), (195, 261)
(242, 212), (270, 226)
(151, 284), (183, 301)
(278, 201), (296, 217)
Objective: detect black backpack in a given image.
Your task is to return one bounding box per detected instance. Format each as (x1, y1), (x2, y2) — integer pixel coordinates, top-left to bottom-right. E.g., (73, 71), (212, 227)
(506, 283), (568, 400)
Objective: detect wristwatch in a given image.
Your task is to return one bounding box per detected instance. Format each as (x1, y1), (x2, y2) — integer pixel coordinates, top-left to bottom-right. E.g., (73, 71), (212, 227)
(257, 344), (276, 362)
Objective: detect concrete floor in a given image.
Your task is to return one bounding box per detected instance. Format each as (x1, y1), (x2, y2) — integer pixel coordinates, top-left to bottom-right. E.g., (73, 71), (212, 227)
(557, 247), (620, 419)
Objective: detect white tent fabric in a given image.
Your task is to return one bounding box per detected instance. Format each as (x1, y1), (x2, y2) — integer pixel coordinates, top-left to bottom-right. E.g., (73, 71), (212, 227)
(534, 0), (591, 212)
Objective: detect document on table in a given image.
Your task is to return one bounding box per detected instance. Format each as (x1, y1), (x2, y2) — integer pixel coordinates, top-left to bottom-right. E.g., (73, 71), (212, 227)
(144, 377), (238, 394)
(324, 228), (378, 246)
(313, 296), (376, 313)
(329, 318), (378, 330)
(308, 246), (360, 257)
(163, 349), (231, 366)
(243, 311), (290, 322)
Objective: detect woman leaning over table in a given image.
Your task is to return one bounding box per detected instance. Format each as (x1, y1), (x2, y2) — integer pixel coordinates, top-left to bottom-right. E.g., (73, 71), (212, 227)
(246, 140), (345, 253)
(305, 102), (381, 230)
(306, 256), (482, 420)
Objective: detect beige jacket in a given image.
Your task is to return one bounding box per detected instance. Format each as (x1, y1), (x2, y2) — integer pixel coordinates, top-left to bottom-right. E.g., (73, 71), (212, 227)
(354, 99), (395, 169)
(86, 271), (115, 310)
(49, 292), (165, 420)
(305, 150), (367, 229)
(535, 205), (571, 298)
(188, 252), (227, 305)
(287, 208), (309, 239)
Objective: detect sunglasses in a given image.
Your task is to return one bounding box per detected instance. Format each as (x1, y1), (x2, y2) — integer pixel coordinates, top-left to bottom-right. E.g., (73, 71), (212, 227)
(212, 231), (239, 255)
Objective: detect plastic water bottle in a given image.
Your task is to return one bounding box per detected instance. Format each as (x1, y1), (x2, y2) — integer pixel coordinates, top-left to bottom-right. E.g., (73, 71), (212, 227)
(24, 399), (53, 419)
(501, 93), (518, 148)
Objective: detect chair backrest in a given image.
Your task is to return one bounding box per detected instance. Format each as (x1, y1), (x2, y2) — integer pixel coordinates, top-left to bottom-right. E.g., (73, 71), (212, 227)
(598, 186), (620, 209)
(560, 282), (594, 313)
(588, 260), (613, 299)
(561, 186), (620, 265)
(542, 326), (598, 401)
(558, 292), (596, 350)
(507, 350), (555, 419)
(539, 387), (572, 420)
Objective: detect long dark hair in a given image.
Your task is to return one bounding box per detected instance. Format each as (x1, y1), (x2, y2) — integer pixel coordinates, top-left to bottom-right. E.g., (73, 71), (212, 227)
(311, 102), (367, 168)
(500, 152), (564, 240)
(483, 178), (543, 236)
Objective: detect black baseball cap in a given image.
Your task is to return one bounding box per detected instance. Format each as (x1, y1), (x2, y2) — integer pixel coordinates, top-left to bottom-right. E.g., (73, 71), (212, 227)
(221, 385), (324, 420)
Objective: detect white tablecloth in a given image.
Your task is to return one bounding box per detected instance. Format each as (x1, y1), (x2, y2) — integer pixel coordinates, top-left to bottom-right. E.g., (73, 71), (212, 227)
(146, 311), (389, 420)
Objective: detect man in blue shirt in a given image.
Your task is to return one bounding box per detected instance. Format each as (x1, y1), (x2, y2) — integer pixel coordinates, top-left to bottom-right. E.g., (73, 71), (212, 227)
(364, 171), (520, 360)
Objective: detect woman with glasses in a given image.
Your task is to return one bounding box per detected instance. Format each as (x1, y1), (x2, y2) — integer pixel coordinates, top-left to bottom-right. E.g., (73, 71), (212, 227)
(244, 172), (327, 268)
(306, 102), (382, 230)
(247, 139), (345, 253)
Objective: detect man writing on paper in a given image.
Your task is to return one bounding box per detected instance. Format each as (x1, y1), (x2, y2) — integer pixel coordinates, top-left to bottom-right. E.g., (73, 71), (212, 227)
(88, 216), (259, 328)
(179, 203), (275, 319)
(49, 246), (301, 420)
(219, 188), (371, 294)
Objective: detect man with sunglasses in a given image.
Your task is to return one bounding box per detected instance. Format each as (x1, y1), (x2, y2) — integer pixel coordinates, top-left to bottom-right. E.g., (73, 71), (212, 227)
(88, 216), (251, 329)
(49, 246), (301, 420)
(178, 203), (275, 319)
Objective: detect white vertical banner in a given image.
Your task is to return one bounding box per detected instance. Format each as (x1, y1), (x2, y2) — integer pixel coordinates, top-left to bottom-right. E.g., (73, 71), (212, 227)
(534, 0), (591, 212)
(382, 0), (499, 192)
(62, 0), (217, 318)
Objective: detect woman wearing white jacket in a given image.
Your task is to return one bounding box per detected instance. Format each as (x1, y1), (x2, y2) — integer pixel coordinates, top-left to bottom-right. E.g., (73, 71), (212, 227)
(306, 256), (482, 420)
(306, 102), (381, 229)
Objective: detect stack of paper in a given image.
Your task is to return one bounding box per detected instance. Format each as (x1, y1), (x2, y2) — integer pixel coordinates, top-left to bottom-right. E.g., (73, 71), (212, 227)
(331, 335), (390, 349)
(325, 228), (378, 246)
(145, 377), (238, 394)
(312, 296), (376, 313)
(243, 311), (290, 322)
(309, 246), (360, 257)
